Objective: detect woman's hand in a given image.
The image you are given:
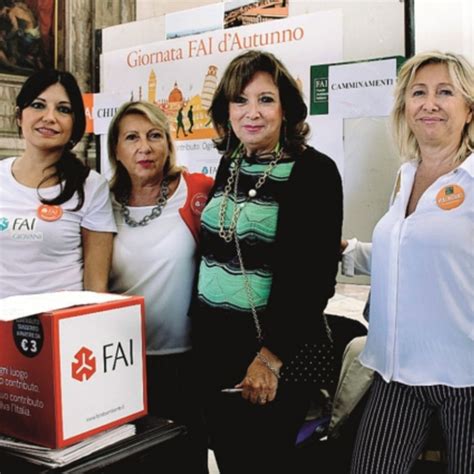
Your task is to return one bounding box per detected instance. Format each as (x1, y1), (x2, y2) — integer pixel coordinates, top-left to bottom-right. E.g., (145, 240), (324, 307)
(236, 347), (282, 405)
(340, 239), (349, 253)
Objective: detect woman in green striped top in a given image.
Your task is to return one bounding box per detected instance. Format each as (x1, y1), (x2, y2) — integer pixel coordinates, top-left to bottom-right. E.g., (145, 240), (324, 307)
(191, 50), (343, 473)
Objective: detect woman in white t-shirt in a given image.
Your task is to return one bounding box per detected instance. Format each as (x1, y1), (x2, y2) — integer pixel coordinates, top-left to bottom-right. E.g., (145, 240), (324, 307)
(107, 101), (213, 474)
(0, 69), (116, 298)
(351, 51), (473, 474)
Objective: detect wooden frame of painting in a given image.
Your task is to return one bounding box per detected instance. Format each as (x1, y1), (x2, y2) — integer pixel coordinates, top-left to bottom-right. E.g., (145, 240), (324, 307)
(0, 0), (64, 76)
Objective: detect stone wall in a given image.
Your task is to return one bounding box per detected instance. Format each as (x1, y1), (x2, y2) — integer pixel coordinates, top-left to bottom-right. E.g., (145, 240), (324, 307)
(0, 0), (135, 163)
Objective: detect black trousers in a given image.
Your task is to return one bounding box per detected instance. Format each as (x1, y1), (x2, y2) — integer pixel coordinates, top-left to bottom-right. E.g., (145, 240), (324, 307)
(146, 352), (208, 474)
(206, 383), (311, 474)
(351, 374), (474, 474)
(192, 307), (314, 473)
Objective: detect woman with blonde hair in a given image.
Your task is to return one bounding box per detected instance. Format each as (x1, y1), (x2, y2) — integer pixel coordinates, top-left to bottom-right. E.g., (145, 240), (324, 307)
(108, 101), (213, 473)
(351, 51), (473, 474)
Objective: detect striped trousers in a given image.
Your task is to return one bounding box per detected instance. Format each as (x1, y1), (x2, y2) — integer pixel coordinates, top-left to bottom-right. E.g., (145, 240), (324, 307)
(351, 374), (473, 474)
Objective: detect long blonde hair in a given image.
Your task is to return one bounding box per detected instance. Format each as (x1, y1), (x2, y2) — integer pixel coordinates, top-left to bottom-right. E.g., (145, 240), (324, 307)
(391, 51), (473, 164)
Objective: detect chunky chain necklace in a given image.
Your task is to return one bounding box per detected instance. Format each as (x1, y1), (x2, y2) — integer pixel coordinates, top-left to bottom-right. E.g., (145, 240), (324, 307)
(218, 147), (284, 243)
(120, 177), (170, 227)
(218, 147), (284, 341)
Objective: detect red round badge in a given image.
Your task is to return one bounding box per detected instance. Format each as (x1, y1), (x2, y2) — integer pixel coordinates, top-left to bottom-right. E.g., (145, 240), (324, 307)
(191, 193), (208, 215)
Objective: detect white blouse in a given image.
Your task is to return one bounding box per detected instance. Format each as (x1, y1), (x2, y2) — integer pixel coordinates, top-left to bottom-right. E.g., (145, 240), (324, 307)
(360, 155), (474, 387)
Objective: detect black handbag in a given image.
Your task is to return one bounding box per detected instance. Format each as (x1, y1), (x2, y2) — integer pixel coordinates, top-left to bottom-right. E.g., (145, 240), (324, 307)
(279, 313), (338, 388)
(280, 313), (368, 389)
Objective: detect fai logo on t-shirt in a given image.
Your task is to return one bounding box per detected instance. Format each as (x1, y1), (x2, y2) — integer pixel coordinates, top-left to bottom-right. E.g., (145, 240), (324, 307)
(0, 217), (8, 231)
(9, 217), (43, 241)
(72, 347), (97, 382)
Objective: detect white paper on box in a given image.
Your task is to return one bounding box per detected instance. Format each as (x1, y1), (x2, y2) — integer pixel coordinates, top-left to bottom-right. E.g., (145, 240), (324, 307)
(0, 291), (127, 321)
(58, 305), (144, 440)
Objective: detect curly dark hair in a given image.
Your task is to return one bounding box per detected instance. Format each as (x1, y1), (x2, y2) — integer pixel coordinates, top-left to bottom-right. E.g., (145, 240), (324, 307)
(209, 50), (309, 155)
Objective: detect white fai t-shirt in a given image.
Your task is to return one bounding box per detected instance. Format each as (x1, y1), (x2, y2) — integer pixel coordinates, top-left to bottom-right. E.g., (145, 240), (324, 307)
(0, 157), (117, 298)
(360, 155), (474, 387)
(109, 175), (197, 355)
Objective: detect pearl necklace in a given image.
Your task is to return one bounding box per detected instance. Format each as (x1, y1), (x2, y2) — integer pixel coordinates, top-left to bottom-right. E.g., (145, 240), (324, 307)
(120, 177), (170, 227)
(218, 148), (284, 243)
(217, 147), (284, 342)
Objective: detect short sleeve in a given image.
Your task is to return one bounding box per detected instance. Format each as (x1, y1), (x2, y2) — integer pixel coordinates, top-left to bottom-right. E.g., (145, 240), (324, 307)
(81, 171), (117, 233)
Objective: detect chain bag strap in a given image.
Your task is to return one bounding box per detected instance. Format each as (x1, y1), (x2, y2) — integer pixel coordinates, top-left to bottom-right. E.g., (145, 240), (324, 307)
(218, 146), (338, 388)
(218, 146), (284, 342)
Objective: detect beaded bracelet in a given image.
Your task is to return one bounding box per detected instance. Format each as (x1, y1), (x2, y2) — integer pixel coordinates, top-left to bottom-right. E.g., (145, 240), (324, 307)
(256, 352), (280, 379)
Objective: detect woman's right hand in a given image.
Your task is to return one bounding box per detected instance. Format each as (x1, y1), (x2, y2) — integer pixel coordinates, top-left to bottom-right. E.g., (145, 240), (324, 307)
(235, 348), (282, 405)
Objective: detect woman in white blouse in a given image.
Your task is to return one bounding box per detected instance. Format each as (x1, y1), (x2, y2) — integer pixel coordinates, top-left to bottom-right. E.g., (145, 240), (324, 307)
(350, 51), (473, 474)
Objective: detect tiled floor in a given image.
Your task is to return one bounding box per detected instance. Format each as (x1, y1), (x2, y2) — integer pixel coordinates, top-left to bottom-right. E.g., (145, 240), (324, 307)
(207, 283), (370, 473)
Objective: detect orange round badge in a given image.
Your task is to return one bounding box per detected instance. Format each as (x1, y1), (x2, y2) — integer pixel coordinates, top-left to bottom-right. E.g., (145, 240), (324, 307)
(37, 204), (63, 221)
(436, 184), (465, 211)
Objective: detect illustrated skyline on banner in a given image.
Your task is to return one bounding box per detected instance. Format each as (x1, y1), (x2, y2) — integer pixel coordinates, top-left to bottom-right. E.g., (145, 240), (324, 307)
(129, 60), (303, 142)
(109, 14), (316, 143)
(101, 10), (343, 175)
(130, 64), (219, 140)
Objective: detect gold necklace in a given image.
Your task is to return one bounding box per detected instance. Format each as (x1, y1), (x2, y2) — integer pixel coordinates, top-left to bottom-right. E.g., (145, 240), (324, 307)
(217, 147), (284, 341)
(218, 148), (284, 243)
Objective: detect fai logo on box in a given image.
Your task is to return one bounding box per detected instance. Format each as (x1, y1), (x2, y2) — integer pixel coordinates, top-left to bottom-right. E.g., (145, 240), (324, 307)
(71, 340), (134, 382)
(72, 347), (97, 381)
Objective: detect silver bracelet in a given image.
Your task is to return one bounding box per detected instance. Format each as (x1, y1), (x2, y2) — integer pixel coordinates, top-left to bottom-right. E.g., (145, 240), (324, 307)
(256, 352), (280, 379)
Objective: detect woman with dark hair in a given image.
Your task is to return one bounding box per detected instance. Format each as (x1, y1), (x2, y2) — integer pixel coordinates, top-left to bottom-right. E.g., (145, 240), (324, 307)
(190, 50), (343, 472)
(0, 69), (116, 298)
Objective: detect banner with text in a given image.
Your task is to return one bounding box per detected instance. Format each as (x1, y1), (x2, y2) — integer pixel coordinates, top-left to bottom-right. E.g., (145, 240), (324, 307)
(311, 57), (404, 118)
(101, 10), (344, 177)
(83, 92), (130, 136)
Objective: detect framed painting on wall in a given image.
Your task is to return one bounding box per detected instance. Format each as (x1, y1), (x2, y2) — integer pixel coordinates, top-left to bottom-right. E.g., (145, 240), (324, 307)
(0, 0), (63, 76)
(224, 0), (289, 29)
